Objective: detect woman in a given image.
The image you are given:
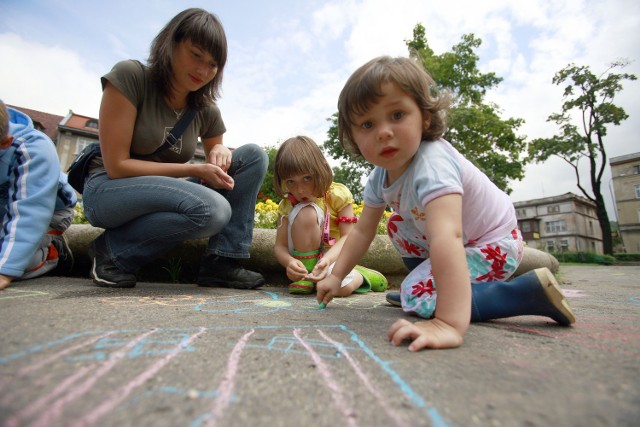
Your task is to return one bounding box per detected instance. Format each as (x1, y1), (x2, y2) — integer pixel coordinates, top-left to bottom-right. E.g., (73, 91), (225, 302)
(82, 8), (267, 289)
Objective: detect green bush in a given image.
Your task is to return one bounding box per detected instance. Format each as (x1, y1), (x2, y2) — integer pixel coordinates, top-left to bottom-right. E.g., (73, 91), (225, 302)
(614, 253), (640, 262)
(553, 251), (615, 265)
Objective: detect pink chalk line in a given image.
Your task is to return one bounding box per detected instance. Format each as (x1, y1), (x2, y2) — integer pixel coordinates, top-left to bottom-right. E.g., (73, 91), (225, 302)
(201, 328), (255, 427)
(4, 365), (95, 427)
(71, 327), (207, 427)
(293, 328), (359, 427)
(25, 329), (157, 427)
(318, 330), (410, 427)
(0, 332), (115, 399)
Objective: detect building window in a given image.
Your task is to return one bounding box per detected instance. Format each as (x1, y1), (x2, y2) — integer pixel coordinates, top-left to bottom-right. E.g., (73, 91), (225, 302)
(521, 222), (531, 232)
(516, 208), (526, 217)
(75, 138), (94, 154)
(86, 119), (99, 129)
(560, 239), (569, 251)
(547, 205), (560, 213)
(589, 221), (594, 235)
(546, 240), (555, 251)
(591, 241), (596, 251)
(635, 184), (640, 199)
(545, 220), (566, 233)
(633, 165), (640, 174)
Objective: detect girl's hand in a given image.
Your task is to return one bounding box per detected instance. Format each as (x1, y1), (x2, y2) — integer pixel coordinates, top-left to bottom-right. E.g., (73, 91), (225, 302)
(316, 274), (341, 306)
(200, 163), (234, 190)
(387, 318), (464, 351)
(208, 144), (232, 172)
(286, 259), (309, 282)
(306, 258), (330, 281)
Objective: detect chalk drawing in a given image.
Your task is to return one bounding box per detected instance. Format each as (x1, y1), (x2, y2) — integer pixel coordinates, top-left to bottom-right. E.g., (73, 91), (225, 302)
(0, 289), (48, 300)
(0, 325), (449, 427)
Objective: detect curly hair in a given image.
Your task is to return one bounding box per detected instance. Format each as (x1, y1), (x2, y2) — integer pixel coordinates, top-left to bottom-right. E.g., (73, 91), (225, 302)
(337, 56), (452, 158)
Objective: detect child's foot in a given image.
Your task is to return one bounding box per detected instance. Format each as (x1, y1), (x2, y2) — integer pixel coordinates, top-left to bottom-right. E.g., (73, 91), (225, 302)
(354, 265), (388, 292)
(289, 280), (315, 294)
(385, 291), (401, 307)
(533, 268), (576, 325)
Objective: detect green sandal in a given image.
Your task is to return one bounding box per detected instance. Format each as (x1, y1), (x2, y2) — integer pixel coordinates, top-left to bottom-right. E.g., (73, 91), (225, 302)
(354, 265), (388, 293)
(289, 249), (320, 295)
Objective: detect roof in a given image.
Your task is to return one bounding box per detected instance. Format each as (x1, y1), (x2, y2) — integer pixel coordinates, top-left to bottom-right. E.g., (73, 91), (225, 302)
(59, 112), (99, 136)
(7, 105), (64, 141)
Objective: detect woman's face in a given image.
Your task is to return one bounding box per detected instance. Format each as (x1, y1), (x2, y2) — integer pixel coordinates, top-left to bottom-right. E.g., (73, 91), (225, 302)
(171, 39), (218, 94)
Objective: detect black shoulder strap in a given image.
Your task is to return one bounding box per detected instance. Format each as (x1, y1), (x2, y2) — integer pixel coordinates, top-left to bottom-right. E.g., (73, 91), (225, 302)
(136, 108), (197, 159)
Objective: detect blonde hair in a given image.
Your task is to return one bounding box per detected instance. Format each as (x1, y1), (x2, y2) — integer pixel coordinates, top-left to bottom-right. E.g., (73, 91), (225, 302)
(273, 136), (333, 198)
(0, 100), (9, 140)
(337, 56), (452, 158)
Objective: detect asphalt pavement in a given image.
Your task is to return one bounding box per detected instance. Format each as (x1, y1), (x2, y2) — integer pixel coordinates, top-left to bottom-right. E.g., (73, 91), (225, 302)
(1, 265), (638, 427)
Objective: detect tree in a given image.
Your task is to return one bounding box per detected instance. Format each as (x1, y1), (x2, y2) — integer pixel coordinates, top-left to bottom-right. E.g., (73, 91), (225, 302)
(323, 114), (371, 202)
(323, 24), (528, 196)
(258, 145), (279, 202)
(528, 61), (637, 255)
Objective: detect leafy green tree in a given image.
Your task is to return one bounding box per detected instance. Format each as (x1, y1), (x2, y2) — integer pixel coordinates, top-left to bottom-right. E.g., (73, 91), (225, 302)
(323, 114), (371, 201)
(528, 61), (637, 255)
(258, 145), (279, 202)
(409, 26), (527, 191)
(323, 24), (528, 195)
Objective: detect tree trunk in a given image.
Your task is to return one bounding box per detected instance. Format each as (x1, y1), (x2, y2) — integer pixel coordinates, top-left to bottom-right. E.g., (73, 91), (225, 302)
(594, 190), (613, 255)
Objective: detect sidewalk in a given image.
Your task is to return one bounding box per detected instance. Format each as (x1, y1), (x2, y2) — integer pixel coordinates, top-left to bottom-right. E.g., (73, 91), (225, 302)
(1, 265), (638, 427)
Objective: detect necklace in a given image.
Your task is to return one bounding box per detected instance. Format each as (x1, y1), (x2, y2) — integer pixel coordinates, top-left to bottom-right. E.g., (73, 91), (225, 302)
(172, 108), (183, 119)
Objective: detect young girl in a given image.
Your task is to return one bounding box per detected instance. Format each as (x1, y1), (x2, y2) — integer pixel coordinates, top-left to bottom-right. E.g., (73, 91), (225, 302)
(317, 56), (576, 351)
(273, 136), (387, 295)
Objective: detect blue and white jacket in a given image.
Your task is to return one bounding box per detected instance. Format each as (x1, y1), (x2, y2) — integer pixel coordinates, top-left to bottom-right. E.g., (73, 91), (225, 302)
(0, 107), (77, 277)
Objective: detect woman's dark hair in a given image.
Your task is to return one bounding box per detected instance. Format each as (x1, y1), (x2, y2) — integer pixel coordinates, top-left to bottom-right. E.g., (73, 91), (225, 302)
(148, 8), (228, 109)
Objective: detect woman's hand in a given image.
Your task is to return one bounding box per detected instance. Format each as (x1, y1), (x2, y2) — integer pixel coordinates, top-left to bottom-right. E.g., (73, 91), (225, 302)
(387, 318), (464, 351)
(208, 143), (232, 172)
(200, 163), (234, 190)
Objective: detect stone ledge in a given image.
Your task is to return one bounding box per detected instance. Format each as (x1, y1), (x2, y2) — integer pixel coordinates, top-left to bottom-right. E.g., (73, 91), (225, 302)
(65, 224), (559, 285)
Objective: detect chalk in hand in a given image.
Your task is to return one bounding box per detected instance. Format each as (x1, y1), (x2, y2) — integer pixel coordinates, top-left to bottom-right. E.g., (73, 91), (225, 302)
(318, 302), (326, 309)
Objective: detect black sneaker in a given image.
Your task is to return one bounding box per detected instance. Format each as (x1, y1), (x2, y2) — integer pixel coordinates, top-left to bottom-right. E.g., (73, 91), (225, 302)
(51, 234), (74, 275)
(197, 255), (264, 289)
(386, 291), (402, 307)
(88, 234), (136, 288)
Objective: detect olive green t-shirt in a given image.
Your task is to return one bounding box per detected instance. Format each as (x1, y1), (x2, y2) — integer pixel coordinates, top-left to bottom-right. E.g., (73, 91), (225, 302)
(95, 59), (225, 166)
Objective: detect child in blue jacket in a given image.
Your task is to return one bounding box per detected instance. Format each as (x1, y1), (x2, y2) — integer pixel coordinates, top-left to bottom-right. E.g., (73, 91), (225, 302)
(0, 100), (77, 289)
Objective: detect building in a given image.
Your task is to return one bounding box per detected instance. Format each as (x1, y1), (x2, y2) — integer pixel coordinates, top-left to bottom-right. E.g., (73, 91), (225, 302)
(57, 110), (100, 172)
(7, 106), (207, 186)
(514, 192), (603, 254)
(7, 105), (63, 142)
(610, 152), (640, 253)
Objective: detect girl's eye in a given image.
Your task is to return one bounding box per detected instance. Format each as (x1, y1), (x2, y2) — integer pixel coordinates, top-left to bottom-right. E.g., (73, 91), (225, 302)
(360, 121), (373, 129)
(392, 111), (404, 120)
(285, 179), (295, 186)
(303, 176), (313, 183)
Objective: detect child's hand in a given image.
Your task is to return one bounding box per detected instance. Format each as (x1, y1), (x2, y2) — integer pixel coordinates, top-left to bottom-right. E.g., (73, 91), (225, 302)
(306, 258), (330, 281)
(286, 259), (309, 282)
(316, 274), (341, 306)
(387, 318), (464, 351)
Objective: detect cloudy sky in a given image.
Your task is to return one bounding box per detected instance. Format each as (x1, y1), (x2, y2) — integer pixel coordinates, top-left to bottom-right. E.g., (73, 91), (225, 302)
(1, 0), (638, 218)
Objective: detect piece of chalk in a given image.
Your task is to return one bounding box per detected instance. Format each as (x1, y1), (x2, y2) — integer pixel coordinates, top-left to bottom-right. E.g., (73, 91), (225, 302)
(318, 302), (326, 309)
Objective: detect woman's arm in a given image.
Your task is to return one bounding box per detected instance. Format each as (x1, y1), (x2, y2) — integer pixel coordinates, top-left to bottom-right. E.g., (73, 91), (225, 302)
(315, 203), (356, 267)
(99, 83), (232, 190)
(387, 193), (470, 350)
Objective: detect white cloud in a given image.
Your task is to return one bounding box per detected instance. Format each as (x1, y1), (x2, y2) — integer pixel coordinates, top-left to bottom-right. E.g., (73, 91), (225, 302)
(0, 33), (102, 117)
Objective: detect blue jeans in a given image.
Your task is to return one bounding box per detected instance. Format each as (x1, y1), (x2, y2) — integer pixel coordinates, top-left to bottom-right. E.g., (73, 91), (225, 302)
(82, 144), (268, 273)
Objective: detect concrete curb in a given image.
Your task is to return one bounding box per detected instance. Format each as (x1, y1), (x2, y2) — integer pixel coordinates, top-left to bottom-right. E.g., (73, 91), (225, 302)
(65, 224), (559, 285)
